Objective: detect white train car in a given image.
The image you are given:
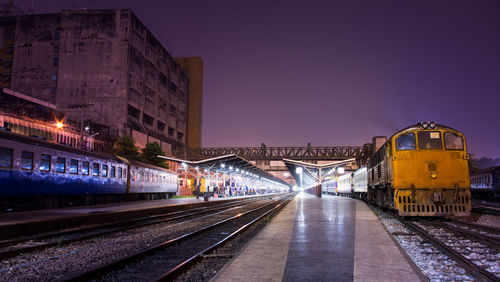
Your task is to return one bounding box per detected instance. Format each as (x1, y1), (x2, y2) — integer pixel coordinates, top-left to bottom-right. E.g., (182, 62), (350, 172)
(336, 173), (353, 196)
(353, 167), (367, 200)
(322, 177), (337, 195)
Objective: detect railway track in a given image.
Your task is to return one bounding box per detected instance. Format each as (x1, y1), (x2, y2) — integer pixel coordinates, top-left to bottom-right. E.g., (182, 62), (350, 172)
(399, 218), (500, 281)
(472, 204), (500, 216)
(66, 194), (293, 281)
(0, 197), (263, 260)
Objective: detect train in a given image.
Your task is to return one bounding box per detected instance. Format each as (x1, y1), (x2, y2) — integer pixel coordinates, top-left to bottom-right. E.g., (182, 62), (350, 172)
(470, 166), (500, 200)
(322, 122), (471, 217)
(0, 130), (178, 211)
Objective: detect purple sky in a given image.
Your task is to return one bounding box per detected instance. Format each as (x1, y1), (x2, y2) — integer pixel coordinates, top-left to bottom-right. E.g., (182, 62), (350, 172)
(31, 0), (500, 158)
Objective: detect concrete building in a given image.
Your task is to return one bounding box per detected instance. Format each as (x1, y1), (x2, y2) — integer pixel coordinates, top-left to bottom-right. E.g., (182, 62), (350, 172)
(175, 57), (203, 149)
(0, 9), (198, 154)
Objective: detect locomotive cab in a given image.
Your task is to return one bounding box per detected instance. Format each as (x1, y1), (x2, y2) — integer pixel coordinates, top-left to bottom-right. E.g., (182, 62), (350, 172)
(390, 122), (471, 216)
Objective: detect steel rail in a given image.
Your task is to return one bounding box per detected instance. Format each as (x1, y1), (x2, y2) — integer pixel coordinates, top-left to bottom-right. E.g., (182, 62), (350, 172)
(0, 198), (261, 260)
(472, 205), (500, 216)
(400, 219), (500, 281)
(156, 195), (293, 281)
(449, 220), (500, 235)
(424, 221), (500, 252)
(65, 195), (291, 281)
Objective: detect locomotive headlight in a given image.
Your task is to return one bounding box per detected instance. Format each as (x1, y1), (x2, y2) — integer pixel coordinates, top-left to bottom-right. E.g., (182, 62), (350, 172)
(429, 121), (437, 129)
(430, 173), (437, 179)
(421, 122), (429, 129)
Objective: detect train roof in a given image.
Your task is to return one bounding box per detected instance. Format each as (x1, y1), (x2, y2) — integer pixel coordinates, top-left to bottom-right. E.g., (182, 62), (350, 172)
(0, 130), (122, 161)
(126, 158), (175, 173)
(471, 166), (500, 176)
(390, 123), (462, 140)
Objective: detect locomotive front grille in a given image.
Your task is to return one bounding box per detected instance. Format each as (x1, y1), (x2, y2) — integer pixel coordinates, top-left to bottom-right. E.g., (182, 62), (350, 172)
(396, 189), (470, 216)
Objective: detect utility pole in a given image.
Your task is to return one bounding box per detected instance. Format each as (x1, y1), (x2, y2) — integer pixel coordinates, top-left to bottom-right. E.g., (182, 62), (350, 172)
(67, 103), (94, 149)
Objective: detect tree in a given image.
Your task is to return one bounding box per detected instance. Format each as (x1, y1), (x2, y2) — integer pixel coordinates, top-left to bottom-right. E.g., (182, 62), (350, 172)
(141, 142), (169, 168)
(113, 135), (140, 160)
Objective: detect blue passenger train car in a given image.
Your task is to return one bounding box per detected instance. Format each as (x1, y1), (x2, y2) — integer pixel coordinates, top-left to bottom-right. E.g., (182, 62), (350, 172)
(0, 130), (178, 211)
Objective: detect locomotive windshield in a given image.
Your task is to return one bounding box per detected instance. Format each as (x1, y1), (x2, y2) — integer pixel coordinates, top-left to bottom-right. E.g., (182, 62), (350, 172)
(396, 132), (416, 150)
(444, 132), (464, 150)
(418, 131), (442, 149)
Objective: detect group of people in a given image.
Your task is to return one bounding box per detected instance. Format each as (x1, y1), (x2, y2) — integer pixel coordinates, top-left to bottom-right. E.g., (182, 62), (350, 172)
(195, 184), (268, 200)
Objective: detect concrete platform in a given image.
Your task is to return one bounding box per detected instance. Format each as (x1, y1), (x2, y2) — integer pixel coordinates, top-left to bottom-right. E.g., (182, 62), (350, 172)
(213, 192), (422, 282)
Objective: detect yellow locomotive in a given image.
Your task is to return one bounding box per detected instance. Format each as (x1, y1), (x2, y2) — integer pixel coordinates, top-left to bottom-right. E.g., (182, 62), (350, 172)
(368, 122), (471, 216)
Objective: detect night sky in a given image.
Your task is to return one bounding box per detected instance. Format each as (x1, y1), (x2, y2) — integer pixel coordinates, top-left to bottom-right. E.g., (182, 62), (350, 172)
(30, 0), (500, 158)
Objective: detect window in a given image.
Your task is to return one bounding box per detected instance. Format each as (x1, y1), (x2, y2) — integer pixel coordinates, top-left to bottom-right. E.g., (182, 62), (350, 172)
(139, 171), (144, 181)
(53, 58), (59, 66)
(52, 74), (57, 81)
(145, 172), (149, 182)
(70, 159), (78, 174)
(418, 131), (442, 149)
(40, 154), (51, 171)
(396, 133), (416, 150)
(21, 151), (34, 170)
(444, 132), (464, 150)
(110, 166), (116, 178)
(82, 161), (89, 175)
(56, 157), (66, 173)
(131, 170), (135, 181)
(92, 163), (100, 176)
(0, 147), (13, 168)
(118, 167), (123, 178)
(102, 165), (108, 177)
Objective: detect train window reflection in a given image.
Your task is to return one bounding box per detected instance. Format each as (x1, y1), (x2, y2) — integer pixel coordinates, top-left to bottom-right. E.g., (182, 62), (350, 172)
(0, 147), (13, 168)
(40, 154), (51, 172)
(70, 159), (78, 174)
(418, 131), (442, 149)
(92, 163), (99, 176)
(110, 166), (116, 178)
(118, 167), (123, 179)
(56, 157), (66, 173)
(102, 165), (108, 177)
(396, 133), (416, 150)
(82, 161), (89, 175)
(444, 132), (464, 150)
(21, 151), (34, 170)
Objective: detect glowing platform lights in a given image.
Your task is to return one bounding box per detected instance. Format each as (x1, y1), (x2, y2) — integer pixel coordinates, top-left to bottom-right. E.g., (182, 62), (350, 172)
(157, 154), (290, 195)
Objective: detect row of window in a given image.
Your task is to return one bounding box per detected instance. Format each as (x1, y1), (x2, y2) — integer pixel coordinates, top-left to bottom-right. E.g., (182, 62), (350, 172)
(396, 131), (464, 151)
(471, 175), (492, 187)
(130, 170), (176, 184)
(0, 147), (125, 179)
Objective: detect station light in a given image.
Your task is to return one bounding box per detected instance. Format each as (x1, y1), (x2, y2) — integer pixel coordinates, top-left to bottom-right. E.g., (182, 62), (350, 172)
(195, 166), (199, 171)
(221, 163), (225, 168)
(85, 126), (90, 131)
(421, 122), (429, 129)
(229, 166), (233, 170)
(181, 162), (187, 168)
(337, 167), (344, 174)
(429, 121), (437, 129)
(295, 167), (303, 174)
(283, 172), (290, 177)
(236, 168), (240, 173)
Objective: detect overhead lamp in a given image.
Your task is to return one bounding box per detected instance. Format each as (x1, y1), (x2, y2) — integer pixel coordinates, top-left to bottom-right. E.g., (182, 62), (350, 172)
(195, 166), (199, 171)
(181, 162), (187, 168)
(337, 167), (344, 174)
(229, 166), (233, 170)
(296, 167), (303, 174)
(221, 163), (225, 168)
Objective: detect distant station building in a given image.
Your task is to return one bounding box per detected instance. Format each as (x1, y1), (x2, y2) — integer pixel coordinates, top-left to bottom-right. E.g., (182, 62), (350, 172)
(0, 9), (203, 155)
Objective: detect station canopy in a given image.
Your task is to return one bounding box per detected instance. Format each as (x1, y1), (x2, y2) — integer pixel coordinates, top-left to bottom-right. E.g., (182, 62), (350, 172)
(283, 158), (356, 188)
(158, 154), (289, 186)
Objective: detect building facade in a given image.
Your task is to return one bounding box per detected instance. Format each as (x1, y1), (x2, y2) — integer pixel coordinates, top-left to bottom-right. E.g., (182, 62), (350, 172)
(0, 9), (194, 154)
(175, 57), (203, 149)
